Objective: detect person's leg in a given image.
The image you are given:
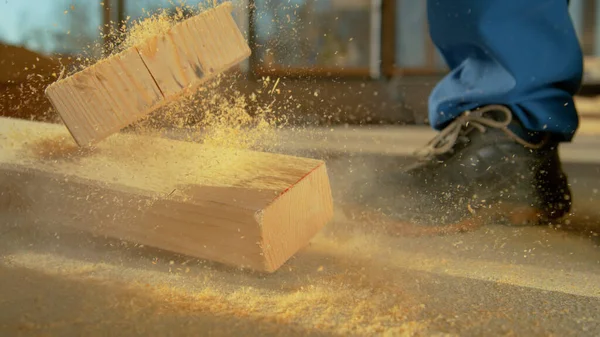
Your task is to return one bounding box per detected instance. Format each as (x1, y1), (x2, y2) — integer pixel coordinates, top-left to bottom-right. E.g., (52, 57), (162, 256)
(351, 0), (579, 226)
(427, 0), (582, 142)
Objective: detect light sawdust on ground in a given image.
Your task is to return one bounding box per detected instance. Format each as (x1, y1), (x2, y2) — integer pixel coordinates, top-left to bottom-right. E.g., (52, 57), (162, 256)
(1, 231), (436, 336)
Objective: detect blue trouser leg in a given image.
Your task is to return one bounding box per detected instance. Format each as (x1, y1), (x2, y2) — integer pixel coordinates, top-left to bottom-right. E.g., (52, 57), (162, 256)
(427, 0), (583, 142)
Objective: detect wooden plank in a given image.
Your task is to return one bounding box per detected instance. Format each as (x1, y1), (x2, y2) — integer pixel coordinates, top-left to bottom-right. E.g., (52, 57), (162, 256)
(45, 2), (251, 147)
(136, 2), (251, 97)
(0, 117), (334, 272)
(45, 48), (164, 144)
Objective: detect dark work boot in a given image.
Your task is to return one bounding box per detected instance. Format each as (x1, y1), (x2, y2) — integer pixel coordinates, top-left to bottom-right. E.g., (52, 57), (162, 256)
(351, 105), (572, 227)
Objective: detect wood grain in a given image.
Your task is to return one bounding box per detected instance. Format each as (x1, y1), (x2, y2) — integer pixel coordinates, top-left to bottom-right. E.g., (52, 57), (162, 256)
(137, 2), (251, 98)
(45, 2), (251, 147)
(0, 117), (334, 272)
(45, 48), (164, 146)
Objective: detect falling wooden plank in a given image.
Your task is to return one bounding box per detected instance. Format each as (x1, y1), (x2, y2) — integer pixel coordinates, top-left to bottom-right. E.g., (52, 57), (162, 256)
(45, 48), (164, 145)
(136, 2), (251, 97)
(45, 2), (251, 147)
(0, 117), (334, 272)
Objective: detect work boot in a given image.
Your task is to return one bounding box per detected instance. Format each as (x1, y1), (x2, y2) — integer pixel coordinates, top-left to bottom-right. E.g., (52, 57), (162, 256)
(351, 105), (572, 226)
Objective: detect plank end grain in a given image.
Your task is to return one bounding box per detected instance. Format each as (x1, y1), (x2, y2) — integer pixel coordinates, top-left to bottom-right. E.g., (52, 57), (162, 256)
(260, 163), (334, 272)
(45, 48), (163, 146)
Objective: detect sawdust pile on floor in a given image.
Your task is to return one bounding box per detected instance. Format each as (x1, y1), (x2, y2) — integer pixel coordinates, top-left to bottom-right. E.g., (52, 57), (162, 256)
(30, 135), (96, 161)
(2, 229), (433, 336)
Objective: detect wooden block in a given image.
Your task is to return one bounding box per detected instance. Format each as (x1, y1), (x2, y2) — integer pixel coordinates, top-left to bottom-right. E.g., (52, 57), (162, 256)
(45, 48), (164, 145)
(136, 2), (251, 97)
(0, 117), (334, 273)
(45, 2), (251, 147)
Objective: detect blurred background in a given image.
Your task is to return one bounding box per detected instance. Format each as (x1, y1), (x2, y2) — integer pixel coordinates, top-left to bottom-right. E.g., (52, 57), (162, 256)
(1, 0), (600, 126)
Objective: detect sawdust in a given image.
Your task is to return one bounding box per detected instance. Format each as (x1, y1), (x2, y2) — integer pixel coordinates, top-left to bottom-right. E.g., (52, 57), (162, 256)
(0, 45), (66, 122)
(107, 1), (284, 152)
(134, 74), (283, 151)
(121, 10), (175, 50)
(3, 235), (431, 336)
(29, 135), (95, 161)
(142, 282), (427, 336)
(2, 117), (317, 199)
(3, 202), (600, 335)
(342, 203), (484, 237)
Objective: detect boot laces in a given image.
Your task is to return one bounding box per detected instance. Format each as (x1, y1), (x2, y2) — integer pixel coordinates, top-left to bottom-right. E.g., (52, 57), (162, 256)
(414, 105), (547, 159)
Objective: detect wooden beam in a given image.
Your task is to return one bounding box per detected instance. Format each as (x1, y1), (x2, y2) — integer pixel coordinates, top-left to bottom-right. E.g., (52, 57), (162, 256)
(136, 4), (250, 97)
(45, 47), (164, 143)
(0, 117), (334, 273)
(45, 2), (251, 146)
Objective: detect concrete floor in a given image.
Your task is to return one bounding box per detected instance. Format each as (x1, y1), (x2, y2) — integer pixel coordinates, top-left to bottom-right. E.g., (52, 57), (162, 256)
(1, 125), (599, 336)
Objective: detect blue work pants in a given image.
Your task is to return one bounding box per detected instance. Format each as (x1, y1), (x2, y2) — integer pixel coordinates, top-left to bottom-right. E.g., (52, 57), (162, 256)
(427, 0), (583, 141)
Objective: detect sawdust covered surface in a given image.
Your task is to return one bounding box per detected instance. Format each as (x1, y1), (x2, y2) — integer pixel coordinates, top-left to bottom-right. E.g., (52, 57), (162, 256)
(3, 208), (600, 336)
(3, 123), (312, 196)
(1, 229), (436, 336)
(29, 135), (96, 161)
